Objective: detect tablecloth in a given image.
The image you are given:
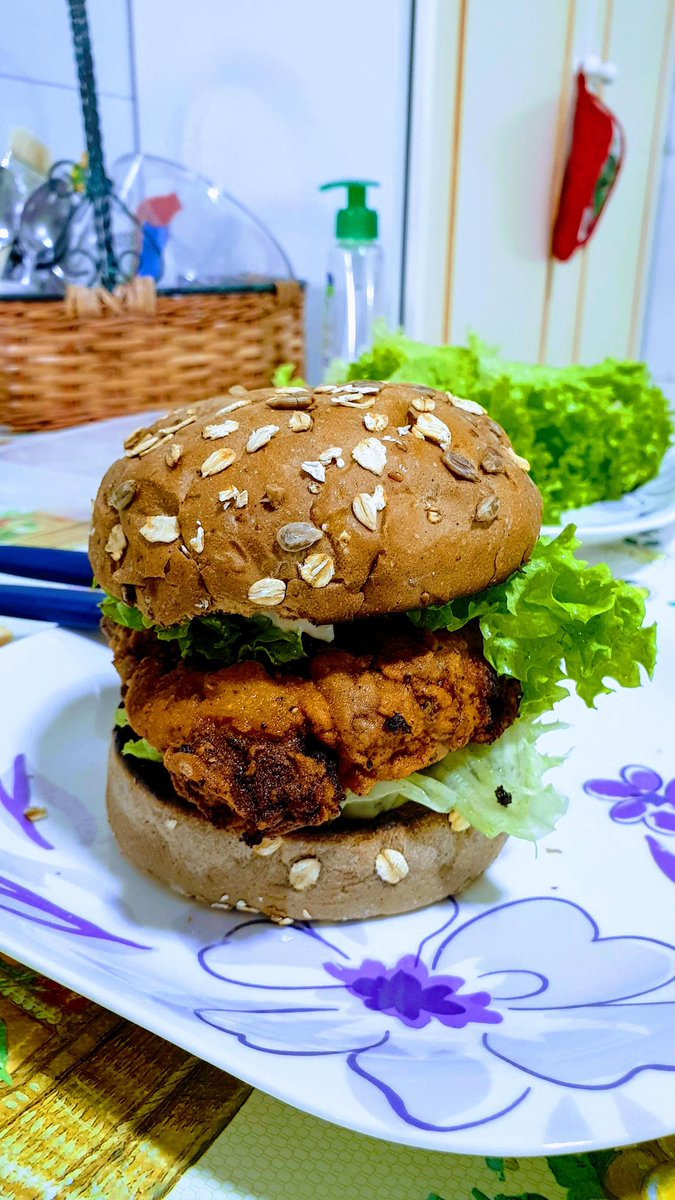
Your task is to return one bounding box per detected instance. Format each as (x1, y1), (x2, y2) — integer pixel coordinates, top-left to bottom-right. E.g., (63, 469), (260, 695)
(1, 417), (675, 1200)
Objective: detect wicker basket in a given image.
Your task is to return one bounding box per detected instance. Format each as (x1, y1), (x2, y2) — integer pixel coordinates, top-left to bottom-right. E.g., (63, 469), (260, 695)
(0, 277), (305, 432)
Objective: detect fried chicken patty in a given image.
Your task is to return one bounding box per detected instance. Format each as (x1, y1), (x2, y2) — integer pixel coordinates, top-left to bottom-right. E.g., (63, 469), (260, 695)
(110, 621), (520, 837)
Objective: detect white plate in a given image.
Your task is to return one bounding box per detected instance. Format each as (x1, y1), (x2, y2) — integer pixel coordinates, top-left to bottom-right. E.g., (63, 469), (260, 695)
(542, 449), (675, 545)
(2, 626), (675, 1157)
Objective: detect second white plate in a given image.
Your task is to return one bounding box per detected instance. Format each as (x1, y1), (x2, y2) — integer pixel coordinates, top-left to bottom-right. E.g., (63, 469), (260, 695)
(541, 449), (675, 545)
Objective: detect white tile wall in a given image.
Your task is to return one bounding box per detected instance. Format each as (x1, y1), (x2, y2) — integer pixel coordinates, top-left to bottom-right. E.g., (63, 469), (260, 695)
(131, 0), (412, 380)
(0, 0), (134, 174)
(0, 0), (132, 98)
(0, 77), (134, 170)
(0, 0), (410, 379)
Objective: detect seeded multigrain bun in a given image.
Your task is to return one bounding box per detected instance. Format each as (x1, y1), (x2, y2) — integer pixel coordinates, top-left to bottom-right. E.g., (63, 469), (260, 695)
(107, 739), (507, 921)
(90, 382), (542, 627)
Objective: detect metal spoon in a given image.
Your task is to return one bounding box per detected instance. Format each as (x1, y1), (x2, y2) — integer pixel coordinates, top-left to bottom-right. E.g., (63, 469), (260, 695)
(0, 166), (22, 279)
(0, 166), (21, 247)
(17, 177), (74, 287)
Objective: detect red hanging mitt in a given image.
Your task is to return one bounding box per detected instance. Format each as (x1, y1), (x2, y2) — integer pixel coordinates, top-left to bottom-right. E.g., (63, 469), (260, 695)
(552, 71), (624, 262)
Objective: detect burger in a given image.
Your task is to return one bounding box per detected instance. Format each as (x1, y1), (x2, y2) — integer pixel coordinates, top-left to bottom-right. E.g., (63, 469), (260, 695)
(89, 381), (655, 922)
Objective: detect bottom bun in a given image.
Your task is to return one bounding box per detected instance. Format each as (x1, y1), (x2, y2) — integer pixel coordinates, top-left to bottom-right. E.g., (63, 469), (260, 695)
(107, 739), (507, 922)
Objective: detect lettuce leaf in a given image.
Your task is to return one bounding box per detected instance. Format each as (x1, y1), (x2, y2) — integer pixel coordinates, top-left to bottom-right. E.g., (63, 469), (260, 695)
(409, 525), (656, 717)
(347, 329), (478, 395)
(473, 347), (673, 522)
(114, 705), (163, 762)
(341, 719), (566, 841)
(103, 527), (656, 718)
(121, 737), (164, 763)
(102, 596), (147, 632)
(100, 595), (306, 668)
(343, 328), (673, 522)
(271, 362), (307, 387)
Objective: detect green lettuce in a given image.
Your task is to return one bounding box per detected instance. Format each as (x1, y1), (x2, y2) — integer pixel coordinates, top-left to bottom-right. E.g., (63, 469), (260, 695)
(100, 595), (306, 668)
(408, 525), (656, 718)
(122, 738), (163, 763)
(341, 328), (673, 522)
(103, 530), (655, 842)
(271, 362), (307, 388)
(103, 527), (655, 718)
(341, 719), (566, 841)
(114, 706), (163, 762)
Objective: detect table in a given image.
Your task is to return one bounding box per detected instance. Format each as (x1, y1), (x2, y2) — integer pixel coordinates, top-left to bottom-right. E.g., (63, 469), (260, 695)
(1, 417), (675, 1200)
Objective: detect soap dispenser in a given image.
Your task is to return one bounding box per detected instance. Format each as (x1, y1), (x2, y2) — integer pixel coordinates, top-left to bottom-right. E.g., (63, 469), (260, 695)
(320, 179), (384, 368)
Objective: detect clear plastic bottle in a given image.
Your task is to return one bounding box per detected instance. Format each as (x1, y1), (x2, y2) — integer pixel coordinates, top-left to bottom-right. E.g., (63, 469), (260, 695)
(320, 180), (384, 370)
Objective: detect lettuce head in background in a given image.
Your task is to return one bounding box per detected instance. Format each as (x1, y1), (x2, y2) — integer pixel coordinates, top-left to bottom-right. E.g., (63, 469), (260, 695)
(327, 328), (673, 524)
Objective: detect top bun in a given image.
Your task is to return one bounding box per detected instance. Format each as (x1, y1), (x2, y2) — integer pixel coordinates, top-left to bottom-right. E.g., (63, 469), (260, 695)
(89, 381), (542, 627)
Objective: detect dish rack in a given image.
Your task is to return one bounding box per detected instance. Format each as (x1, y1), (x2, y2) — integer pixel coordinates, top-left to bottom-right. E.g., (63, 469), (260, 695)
(0, 0), (304, 432)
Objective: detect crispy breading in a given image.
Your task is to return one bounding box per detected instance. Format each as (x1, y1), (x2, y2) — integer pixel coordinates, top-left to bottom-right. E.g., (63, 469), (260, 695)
(309, 625), (520, 793)
(123, 658), (341, 836)
(103, 618), (175, 689)
(119, 623), (520, 837)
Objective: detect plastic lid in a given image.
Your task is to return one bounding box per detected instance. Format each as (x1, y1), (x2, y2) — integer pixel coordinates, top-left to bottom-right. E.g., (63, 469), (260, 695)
(320, 180), (379, 241)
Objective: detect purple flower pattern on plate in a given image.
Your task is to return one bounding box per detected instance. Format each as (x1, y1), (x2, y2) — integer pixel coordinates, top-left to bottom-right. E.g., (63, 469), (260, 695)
(585, 765), (675, 886)
(0, 754), (53, 850)
(585, 765), (675, 836)
(0, 753), (149, 949)
(0, 873), (150, 948)
(5, 618), (675, 1152)
(195, 897), (675, 1133)
(325, 954), (502, 1030)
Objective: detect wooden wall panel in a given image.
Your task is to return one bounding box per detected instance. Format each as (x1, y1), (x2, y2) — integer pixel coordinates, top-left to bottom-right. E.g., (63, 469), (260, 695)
(543, 0), (607, 367)
(577, 0), (674, 361)
(404, 0), (462, 343)
(449, 0), (573, 360)
(404, 0), (675, 368)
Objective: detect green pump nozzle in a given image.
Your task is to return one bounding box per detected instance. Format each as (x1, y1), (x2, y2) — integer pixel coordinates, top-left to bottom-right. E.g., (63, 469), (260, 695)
(320, 179), (380, 241)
